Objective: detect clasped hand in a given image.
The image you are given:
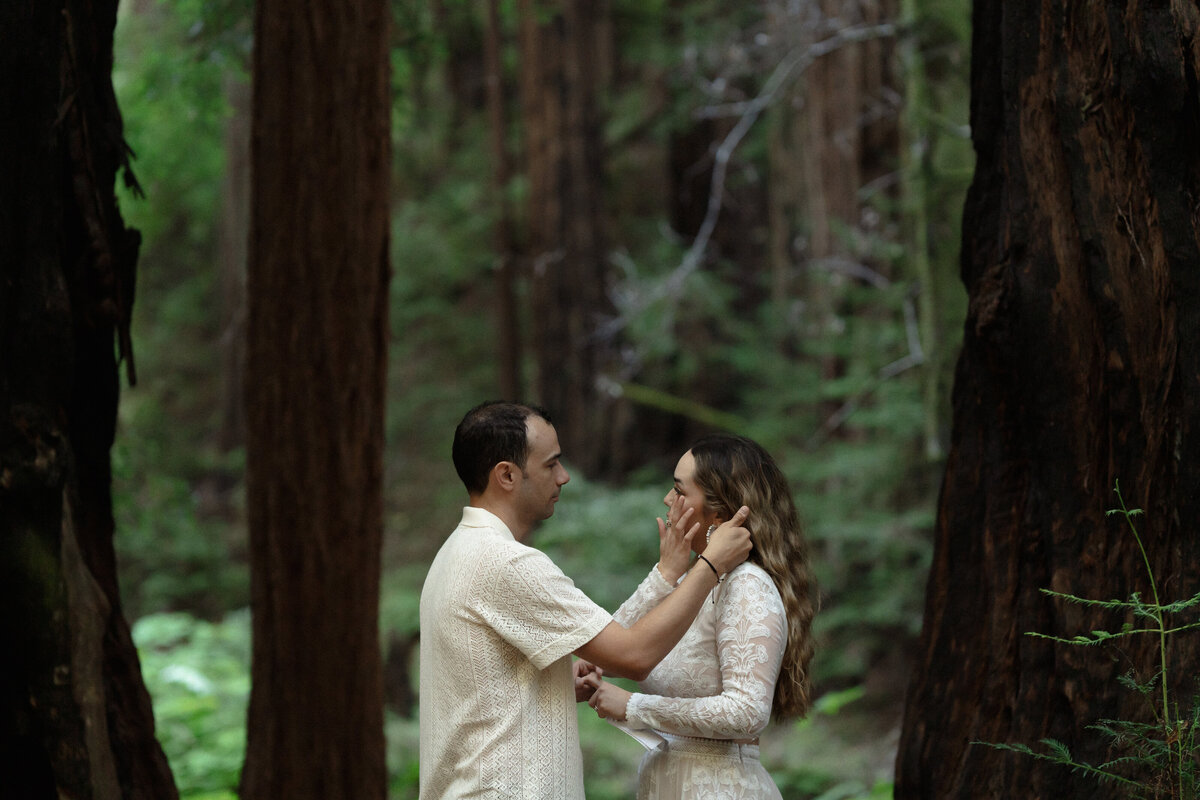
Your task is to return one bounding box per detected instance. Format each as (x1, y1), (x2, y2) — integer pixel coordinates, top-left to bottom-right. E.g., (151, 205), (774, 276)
(574, 659), (630, 721)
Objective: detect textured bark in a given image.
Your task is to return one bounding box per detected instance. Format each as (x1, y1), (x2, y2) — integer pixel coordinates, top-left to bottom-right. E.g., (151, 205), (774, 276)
(239, 0), (391, 797)
(484, 0), (522, 401)
(518, 0), (620, 477)
(897, 2), (1200, 797)
(0, 2), (177, 799)
(216, 74), (251, 455)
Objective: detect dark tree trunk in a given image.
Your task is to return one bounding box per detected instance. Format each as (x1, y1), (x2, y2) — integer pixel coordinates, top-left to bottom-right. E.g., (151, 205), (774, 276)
(216, 74), (251, 455)
(896, 2), (1200, 798)
(484, 0), (522, 401)
(0, 2), (178, 799)
(239, 0), (391, 797)
(518, 0), (620, 477)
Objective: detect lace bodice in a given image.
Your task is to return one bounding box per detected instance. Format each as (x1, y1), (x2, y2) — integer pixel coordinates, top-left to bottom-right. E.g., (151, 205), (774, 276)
(616, 562), (787, 740)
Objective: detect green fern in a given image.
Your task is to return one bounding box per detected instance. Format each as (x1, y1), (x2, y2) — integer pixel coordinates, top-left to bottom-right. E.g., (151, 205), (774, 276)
(978, 481), (1200, 798)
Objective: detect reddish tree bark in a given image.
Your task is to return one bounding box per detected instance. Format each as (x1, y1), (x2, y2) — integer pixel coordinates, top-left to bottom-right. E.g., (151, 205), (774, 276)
(484, 0), (523, 401)
(518, 0), (621, 477)
(897, 2), (1200, 797)
(239, 0), (391, 797)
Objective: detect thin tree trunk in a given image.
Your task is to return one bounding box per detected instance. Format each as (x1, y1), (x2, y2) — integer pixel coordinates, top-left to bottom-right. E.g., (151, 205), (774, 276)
(897, 2), (1200, 797)
(1, 1), (177, 798)
(518, 0), (619, 477)
(897, 0), (942, 460)
(240, 0), (391, 796)
(484, 0), (522, 401)
(217, 73), (251, 455)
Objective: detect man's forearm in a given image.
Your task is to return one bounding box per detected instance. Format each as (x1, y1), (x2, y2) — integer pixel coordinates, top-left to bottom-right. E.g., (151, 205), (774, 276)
(577, 565), (719, 680)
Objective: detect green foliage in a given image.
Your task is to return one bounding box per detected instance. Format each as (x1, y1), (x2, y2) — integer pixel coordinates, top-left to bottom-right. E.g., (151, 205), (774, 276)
(534, 476), (667, 612)
(134, 611), (251, 800)
(110, 0), (977, 793)
(385, 712), (421, 799)
(979, 483), (1200, 799)
(112, 436), (248, 620)
(114, 1), (238, 251)
(113, 1), (249, 617)
(773, 687), (896, 799)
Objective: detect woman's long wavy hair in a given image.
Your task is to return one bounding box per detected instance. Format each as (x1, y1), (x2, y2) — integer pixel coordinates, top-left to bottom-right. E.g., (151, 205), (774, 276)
(690, 433), (816, 721)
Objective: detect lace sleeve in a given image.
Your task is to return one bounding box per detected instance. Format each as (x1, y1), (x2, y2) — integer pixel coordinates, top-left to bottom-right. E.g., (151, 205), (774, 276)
(612, 565), (675, 627)
(625, 568), (786, 739)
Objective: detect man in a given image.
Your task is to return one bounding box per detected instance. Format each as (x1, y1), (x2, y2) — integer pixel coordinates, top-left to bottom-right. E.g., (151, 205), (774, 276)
(419, 401), (752, 799)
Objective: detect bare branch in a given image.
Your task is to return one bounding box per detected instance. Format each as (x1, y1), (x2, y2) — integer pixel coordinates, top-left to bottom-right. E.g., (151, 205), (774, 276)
(604, 21), (897, 341)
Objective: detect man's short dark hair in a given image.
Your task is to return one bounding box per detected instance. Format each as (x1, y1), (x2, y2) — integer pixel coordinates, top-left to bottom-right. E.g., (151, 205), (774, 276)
(452, 402), (552, 495)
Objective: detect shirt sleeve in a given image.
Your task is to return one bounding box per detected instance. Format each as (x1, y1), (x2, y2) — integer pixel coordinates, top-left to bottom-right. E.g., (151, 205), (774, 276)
(624, 568), (786, 738)
(474, 544), (612, 670)
(612, 565), (676, 627)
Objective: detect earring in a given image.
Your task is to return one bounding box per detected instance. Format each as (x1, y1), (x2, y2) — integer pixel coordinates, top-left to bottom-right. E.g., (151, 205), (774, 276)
(706, 524), (716, 544)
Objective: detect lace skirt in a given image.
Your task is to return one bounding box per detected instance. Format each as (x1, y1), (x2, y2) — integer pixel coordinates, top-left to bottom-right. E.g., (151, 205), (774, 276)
(636, 734), (782, 800)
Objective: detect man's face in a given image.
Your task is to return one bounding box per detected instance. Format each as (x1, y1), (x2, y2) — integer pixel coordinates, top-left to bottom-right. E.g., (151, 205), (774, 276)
(515, 416), (570, 527)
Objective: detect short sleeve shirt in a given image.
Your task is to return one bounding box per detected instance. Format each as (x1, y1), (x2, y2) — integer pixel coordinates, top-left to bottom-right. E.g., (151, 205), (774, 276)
(418, 507), (612, 799)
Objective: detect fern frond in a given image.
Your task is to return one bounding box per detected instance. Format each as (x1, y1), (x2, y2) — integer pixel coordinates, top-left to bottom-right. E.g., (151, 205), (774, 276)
(1158, 592), (1200, 614)
(1115, 670), (1160, 695)
(1041, 738), (1071, 759)
(974, 740), (1143, 788)
(1039, 588), (1141, 611)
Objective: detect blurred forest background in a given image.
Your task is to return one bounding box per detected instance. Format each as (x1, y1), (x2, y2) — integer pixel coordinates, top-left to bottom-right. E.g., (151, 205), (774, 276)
(109, 0), (973, 797)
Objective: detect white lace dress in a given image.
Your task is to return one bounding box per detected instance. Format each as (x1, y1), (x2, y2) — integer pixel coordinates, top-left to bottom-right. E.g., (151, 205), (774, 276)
(615, 562), (787, 800)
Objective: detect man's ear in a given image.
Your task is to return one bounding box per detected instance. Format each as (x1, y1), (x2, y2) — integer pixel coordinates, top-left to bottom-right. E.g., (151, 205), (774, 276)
(491, 461), (518, 492)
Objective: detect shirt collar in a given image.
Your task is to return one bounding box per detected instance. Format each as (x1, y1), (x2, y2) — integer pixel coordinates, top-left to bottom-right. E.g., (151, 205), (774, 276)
(459, 506), (516, 540)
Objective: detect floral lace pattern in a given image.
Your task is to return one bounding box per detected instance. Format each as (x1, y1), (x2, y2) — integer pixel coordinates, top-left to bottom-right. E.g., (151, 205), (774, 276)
(637, 740), (781, 800)
(616, 562), (787, 798)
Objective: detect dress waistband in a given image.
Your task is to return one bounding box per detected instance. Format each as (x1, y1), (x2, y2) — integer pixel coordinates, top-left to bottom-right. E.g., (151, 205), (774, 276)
(661, 732), (761, 760)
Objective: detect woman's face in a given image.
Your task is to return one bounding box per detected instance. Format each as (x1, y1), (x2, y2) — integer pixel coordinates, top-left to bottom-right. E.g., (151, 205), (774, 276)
(663, 450), (721, 554)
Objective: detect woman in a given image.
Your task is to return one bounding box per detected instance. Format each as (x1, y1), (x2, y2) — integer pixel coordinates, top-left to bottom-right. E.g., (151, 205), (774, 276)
(581, 434), (816, 799)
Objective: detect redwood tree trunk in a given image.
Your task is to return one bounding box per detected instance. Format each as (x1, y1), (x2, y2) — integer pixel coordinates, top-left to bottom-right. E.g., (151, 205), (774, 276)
(1, 2), (177, 799)
(216, 73), (251, 455)
(484, 0), (522, 401)
(240, 0), (390, 797)
(896, 2), (1200, 797)
(519, 0), (619, 477)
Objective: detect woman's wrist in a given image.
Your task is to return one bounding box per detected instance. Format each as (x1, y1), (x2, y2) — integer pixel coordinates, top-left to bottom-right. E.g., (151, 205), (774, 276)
(654, 561), (684, 585)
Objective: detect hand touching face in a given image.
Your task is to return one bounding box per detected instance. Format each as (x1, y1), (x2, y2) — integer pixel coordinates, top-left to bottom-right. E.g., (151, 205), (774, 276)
(662, 450), (718, 555)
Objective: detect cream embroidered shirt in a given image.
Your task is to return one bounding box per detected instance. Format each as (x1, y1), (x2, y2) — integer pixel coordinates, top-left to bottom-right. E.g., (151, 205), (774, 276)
(418, 507), (612, 799)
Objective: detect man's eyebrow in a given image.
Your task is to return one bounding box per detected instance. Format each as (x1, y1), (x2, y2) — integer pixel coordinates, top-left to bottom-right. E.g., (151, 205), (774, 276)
(673, 477), (683, 487)
(545, 451), (562, 464)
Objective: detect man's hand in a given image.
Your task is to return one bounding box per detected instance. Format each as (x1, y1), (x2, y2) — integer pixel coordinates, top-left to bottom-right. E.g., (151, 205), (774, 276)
(573, 658), (603, 703)
(587, 679), (632, 722)
(656, 496), (697, 584)
(702, 505), (752, 574)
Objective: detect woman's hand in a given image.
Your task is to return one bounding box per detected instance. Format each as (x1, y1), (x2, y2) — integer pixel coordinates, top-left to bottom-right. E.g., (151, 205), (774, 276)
(573, 659), (604, 703)
(702, 505), (752, 574)
(656, 495), (698, 584)
(587, 679), (633, 722)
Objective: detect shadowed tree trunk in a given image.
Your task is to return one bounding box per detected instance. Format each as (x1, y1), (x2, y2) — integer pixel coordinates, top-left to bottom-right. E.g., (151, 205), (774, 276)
(239, 0), (391, 797)
(216, 73), (251, 455)
(484, 0), (522, 401)
(518, 0), (621, 477)
(0, 1), (178, 798)
(896, 2), (1200, 797)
